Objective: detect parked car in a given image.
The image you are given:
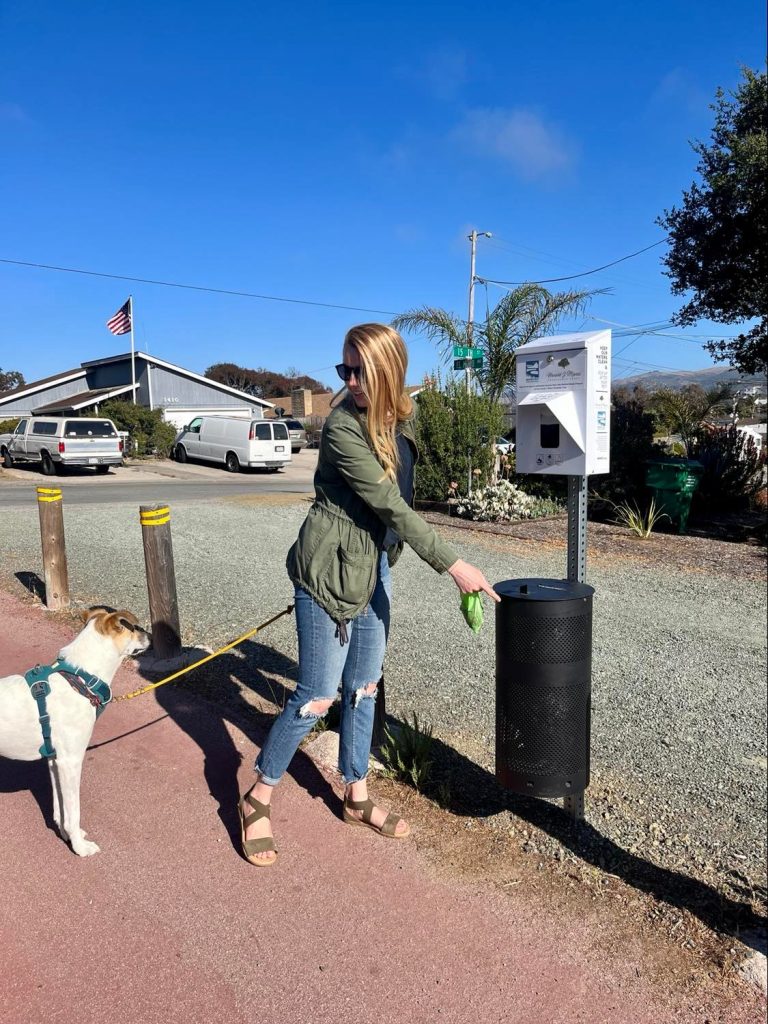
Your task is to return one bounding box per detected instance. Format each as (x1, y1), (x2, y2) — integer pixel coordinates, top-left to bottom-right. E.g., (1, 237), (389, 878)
(172, 416), (292, 472)
(495, 436), (515, 455)
(0, 416), (124, 475)
(277, 418), (308, 453)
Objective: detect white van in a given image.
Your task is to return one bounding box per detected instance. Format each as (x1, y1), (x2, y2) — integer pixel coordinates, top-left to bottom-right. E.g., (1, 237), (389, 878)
(172, 417), (292, 472)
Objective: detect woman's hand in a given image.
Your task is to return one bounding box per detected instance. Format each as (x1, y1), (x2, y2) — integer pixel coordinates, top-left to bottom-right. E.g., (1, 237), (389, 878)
(447, 559), (501, 602)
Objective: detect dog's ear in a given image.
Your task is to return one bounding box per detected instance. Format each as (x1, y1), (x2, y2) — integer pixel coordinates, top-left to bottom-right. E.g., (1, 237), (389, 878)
(116, 610), (139, 632)
(82, 606), (108, 624)
(100, 612), (126, 635)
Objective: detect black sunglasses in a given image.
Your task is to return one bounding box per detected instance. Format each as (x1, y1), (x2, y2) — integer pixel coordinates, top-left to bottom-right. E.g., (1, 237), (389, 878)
(335, 362), (366, 383)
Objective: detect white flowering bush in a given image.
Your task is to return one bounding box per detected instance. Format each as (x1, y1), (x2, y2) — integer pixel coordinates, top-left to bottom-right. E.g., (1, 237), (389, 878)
(451, 479), (563, 522)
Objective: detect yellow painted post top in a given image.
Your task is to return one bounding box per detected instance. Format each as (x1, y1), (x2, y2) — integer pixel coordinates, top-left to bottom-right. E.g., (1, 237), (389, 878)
(36, 487), (62, 502)
(140, 506), (171, 527)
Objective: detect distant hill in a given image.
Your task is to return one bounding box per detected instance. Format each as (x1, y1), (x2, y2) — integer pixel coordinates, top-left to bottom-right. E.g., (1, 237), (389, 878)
(614, 365), (767, 394)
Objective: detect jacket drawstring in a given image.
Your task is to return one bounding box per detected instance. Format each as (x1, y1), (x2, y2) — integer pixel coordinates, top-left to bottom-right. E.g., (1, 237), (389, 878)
(335, 620), (349, 647)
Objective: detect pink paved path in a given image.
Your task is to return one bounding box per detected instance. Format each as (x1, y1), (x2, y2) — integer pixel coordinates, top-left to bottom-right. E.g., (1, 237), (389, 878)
(0, 589), (763, 1024)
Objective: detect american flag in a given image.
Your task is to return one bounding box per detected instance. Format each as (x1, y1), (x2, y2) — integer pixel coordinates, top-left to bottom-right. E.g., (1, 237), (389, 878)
(106, 299), (131, 335)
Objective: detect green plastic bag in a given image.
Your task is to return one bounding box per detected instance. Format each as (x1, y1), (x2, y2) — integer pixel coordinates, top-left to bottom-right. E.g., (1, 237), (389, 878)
(460, 591), (484, 634)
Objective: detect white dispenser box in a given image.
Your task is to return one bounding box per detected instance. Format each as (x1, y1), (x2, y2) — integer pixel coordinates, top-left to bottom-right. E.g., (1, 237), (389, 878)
(515, 329), (611, 476)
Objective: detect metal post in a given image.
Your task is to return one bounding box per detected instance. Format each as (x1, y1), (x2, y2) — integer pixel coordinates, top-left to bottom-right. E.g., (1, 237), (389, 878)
(563, 790), (585, 819)
(567, 475), (588, 584)
(129, 294), (137, 404)
(36, 487), (70, 611)
(565, 474), (588, 821)
(139, 504), (181, 660)
(467, 230), (478, 397)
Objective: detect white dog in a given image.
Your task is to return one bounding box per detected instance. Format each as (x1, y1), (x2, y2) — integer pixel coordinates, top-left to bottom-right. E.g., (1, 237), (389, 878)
(0, 607), (151, 856)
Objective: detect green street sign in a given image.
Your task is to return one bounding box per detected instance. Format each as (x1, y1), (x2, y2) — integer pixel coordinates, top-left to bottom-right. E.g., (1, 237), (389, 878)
(452, 345), (483, 359)
(453, 356), (484, 371)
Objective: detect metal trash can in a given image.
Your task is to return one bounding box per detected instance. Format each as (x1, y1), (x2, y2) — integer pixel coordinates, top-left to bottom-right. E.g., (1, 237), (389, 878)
(495, 578), (594, 799)
(645, 458), (703, 535)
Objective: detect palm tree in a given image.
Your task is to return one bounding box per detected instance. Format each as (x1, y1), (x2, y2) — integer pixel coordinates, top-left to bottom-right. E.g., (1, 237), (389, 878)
(393, 284), (596, 404)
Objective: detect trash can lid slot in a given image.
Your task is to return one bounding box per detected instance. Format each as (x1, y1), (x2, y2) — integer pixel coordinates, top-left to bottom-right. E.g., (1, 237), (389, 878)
(494, 578), (595, 601)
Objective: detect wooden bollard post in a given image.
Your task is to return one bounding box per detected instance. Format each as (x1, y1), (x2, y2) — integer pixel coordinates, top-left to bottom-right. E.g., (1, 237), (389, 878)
(139, 504), (181, 660)
(36, 487), (70, 611)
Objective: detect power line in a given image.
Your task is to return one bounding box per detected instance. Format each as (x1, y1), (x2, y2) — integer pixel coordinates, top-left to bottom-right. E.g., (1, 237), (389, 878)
(477, 238), (668, 285)
(0, 257), (399, 317)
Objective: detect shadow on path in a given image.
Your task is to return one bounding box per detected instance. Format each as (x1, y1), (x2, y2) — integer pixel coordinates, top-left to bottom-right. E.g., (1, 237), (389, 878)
(128, 638), (766, 955)
(421, 732), (767, 954)
(14, 571), (46, 602)
(144, 639), (339, 856)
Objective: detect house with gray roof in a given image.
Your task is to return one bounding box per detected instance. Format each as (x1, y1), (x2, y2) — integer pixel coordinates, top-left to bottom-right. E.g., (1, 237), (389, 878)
(0, 351), (273, 427)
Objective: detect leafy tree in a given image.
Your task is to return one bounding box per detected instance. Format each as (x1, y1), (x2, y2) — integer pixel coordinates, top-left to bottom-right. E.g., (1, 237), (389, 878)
(657, 67), (767, 374)
(0, 368), (25, 394)
(393, 284), (594, 404)
(205, 363), (331, 399)
(100, 399), (177, 457)
(205, 362), (264, 396)
(647, 383), (730, 454)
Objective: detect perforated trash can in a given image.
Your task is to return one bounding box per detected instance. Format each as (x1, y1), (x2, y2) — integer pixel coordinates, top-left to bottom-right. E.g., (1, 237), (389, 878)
(495, 578), (594, 799)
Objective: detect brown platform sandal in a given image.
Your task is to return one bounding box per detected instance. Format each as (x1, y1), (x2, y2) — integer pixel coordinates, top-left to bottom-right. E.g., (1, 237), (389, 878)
(343, 795), (410, 839)
(239, 791), (278, 866)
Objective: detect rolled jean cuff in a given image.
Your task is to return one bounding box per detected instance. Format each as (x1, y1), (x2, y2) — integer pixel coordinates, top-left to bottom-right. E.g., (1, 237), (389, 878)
(253, 760), (281, 787)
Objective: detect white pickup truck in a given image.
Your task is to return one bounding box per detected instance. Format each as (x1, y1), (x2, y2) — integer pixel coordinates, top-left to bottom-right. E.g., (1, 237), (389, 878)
(0, 416), (124, 475)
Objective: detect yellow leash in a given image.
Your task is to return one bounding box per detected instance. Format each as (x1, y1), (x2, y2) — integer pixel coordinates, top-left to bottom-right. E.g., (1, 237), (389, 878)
(113, 605), (294, 702)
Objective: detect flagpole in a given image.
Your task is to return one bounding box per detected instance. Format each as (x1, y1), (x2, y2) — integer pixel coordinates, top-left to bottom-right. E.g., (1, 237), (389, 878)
(129, 294), (136, 404)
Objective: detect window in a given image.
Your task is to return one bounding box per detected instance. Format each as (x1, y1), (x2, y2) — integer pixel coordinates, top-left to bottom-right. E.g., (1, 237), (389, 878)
(32, 421), (58, 435)
(254, 423), (272, 441)
(187, 418), (202, 433)
(273, 423), (289, 440)
(64, 420), (117, 438)
(286, 420), (304, 430)
(14, 419), (28, 434)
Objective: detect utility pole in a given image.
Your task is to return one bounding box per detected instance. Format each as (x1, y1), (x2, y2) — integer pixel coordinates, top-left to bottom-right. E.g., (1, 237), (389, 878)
(731, 381), (744, 427)
(466, 230), (491, 395)
(466, 229), (492, 495)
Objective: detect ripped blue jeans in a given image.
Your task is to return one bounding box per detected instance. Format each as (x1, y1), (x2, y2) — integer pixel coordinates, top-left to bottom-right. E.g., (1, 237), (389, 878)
(255, 551), (391, 786)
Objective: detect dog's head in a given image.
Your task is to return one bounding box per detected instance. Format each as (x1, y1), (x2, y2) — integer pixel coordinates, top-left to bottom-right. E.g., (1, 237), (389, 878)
(81, 607), (152, 657)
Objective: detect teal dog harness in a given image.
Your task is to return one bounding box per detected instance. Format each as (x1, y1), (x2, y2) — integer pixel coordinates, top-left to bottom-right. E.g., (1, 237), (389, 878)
(24, 660), (112, 759)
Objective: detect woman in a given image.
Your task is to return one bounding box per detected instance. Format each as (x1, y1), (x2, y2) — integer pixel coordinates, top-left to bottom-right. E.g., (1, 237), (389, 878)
(240, 323), (499, 865)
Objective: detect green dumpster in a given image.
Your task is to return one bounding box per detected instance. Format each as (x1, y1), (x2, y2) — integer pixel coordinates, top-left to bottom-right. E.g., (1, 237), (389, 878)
(645, 459), (704, 534)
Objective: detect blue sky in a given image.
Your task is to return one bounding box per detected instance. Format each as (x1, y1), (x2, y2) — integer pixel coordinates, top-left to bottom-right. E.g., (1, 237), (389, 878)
(1, 1), (764, 390)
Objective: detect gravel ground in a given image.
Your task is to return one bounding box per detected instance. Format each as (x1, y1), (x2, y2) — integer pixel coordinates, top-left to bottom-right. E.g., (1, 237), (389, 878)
(1, 493), (766, 920)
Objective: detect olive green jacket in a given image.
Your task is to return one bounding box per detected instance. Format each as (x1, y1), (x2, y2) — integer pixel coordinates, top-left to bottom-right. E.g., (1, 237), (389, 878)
(286, 396), (458, 623)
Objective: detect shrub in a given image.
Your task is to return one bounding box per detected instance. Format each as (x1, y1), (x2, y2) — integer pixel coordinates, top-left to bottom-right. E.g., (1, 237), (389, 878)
(414, 376), (503, 501)
(589, 386), (665, 514)
(100, 399), (177, 458)
(0, 418), (20, 435)
(452, 479), (563, 522)
(688, 425), (767, 511)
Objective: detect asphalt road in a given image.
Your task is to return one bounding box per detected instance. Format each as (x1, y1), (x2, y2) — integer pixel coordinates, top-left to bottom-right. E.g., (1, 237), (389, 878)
(0, 453), (318, 506)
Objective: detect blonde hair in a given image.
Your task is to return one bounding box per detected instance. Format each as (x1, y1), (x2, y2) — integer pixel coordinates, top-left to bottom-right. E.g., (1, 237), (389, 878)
(340, 323), (413, 482)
